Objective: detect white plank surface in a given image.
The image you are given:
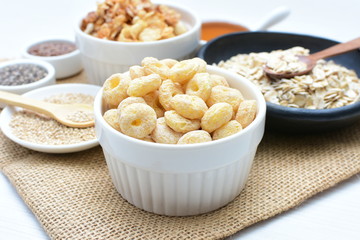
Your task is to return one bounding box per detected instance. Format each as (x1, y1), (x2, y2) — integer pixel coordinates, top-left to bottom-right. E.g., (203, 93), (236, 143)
(1, 0), (360, 239)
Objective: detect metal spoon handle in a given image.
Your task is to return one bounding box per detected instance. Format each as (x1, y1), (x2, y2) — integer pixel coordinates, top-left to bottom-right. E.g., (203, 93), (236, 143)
(309, 37), (360, 61)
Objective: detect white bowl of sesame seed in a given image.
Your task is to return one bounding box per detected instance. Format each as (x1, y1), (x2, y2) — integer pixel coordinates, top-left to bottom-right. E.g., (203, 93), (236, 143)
(0, 83), (100, 153)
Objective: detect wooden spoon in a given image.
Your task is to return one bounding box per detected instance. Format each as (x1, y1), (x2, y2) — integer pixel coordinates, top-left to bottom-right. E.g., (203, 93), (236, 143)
(263, 36), (360, 79)
(0, 90), (94, 128)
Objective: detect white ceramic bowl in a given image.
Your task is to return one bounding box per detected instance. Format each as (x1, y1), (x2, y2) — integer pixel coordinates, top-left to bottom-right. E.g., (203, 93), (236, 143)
(74, 1), (201, 85)
(94, 66), (266, 216)
(0, 59), (55, 108)
(22, 37), (83, 79)
(0, 83), (100, 153)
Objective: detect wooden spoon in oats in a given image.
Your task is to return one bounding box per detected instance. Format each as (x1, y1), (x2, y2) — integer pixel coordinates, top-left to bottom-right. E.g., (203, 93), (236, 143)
(264, 36), (360, 79)
(0, 90), (94, 128)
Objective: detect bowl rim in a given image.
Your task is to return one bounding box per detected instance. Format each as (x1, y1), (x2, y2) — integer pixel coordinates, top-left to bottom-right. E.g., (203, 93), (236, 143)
(22, 37), (80, 61)
(94, 65), (267, 149)
(197, 31), (345, 58)
(0, 59), (55, 92)
(197, 31), (360, 117)
(0, 83), (100, 153)
(74, 0), (201, 46)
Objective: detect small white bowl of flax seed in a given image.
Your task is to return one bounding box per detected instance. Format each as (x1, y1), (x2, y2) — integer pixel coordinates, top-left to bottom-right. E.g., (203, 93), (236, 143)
(22, 37), (82, 79)
(0, 83), (100, 153)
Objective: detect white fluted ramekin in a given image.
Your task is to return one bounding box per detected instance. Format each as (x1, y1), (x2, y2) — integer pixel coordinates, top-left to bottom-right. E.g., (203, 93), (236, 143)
(75, 1), (201, 85)
(94, 66), (266, 216)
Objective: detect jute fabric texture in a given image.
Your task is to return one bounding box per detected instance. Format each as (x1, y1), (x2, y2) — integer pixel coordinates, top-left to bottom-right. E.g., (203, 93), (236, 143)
(1, 72), (359, 239)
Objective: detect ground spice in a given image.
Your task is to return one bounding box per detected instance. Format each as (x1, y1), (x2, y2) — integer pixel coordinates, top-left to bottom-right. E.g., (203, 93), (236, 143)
(28, 41), (77, 57)
(0, 63), (48, 86)
(9, 93), (96, 145)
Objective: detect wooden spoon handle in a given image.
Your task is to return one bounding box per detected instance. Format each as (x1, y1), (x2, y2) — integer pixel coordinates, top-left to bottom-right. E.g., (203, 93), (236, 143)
(0, 90), (54, 116)
(309, 37), (360, 61)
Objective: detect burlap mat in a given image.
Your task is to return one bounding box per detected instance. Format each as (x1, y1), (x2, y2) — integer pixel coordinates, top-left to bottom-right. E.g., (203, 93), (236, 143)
(1, 71), (360, 239)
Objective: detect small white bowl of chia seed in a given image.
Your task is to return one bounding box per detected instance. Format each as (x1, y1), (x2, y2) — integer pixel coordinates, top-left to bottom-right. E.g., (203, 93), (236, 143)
(0, 59), (55, 107)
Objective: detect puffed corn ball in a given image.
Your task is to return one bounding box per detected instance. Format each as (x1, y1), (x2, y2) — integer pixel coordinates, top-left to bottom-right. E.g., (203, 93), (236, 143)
(143, 91), (165, 118)
(119, 103), (157, 139)
(129, 65), (146, 79)
(127, 73), (162, 97)
(170, 94), (208, 120)
(235, 100), (257, 128)
(160, 58), (178, 68)
(209, 74), (229, 87)
(169, 58), (207, 84)
(159, 79), (184, 110)
(207, 85), (244, 112)
(201, 102), (233, 133)
(164, 110), (201, 133)
(117, 97), (146, 115)
(141, 57), (170, 80)
(212, 120), (242, 140)
(103, 73), (131, 109)
(151, 117), (183, 144)
(102, 57), (258, 144)
(186, 73), (212, 101)
(177, 130), (212, 144)
(103, 109), (121, 132)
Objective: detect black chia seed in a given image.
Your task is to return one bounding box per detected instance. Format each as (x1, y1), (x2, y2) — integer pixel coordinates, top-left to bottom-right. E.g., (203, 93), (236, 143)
(0, 64), (48, 86)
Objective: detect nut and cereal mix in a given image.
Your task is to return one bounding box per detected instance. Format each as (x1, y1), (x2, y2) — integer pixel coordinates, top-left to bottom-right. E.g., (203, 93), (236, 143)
(81, 0), (187, 42)
(217, 46), (360, 109)
(102, 57), (257, 144)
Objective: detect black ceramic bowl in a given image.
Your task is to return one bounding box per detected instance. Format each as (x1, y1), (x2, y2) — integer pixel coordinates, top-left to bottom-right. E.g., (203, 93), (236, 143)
(197, 31), (360, 133)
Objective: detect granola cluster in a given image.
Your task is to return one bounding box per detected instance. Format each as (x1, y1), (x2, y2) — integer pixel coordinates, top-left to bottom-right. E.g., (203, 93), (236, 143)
(81, 0), (187, 42)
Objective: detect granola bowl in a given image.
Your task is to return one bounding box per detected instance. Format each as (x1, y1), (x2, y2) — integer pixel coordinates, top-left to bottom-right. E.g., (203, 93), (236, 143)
(74, 0), (201, 85)
(94, 65), (266, 216)
(197, 32), (360, 133)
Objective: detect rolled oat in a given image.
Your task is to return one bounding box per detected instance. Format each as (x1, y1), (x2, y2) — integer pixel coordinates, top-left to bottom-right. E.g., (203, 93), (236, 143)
(217, 46), (360, 109)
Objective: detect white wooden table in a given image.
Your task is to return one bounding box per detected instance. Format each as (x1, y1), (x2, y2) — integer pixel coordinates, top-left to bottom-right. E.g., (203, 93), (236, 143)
(1, 0), (360, 239)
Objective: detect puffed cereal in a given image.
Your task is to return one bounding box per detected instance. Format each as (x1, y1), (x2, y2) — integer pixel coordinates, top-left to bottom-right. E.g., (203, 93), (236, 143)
(209, 74), (229, 87)
(141, 135), (155, 143)
(151, 117), (183, 144)
(127, 73), (162, 97)
(185, 73), (212, 101)
(101, 57), (258, 144)
(160, 58), (178, 68)
(103, 109), (121, 132)
(191, 58), (207, 72)
(170, 94), (208, 119)
(143, 91), (165, 118)
(201, 102), (233, 132)
(212, 120), (242, 140)
(235, 100), (257, 128)
(129, 65), (146, 79)
(206, 85), (244, 112)
(119, 103), (157, 139)
(103, 73), (131, 108)
(159, 79), (184, 110)
(164, 110), (201, 133)
(141, 57), (170, 80)
(177, 130), (212, 144)
(117, 97), (146, 115)
(169, 58), (206, 84)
